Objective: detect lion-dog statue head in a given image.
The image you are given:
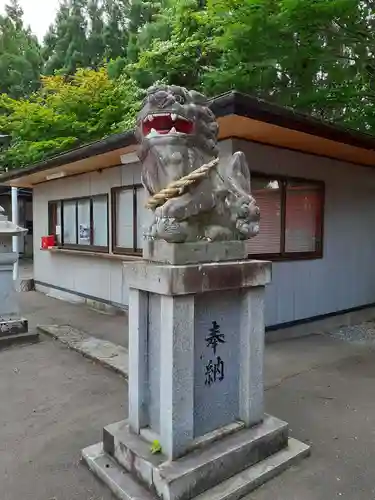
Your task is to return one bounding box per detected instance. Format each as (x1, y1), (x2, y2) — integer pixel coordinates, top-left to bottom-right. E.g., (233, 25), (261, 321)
(136, 84), (219, 196)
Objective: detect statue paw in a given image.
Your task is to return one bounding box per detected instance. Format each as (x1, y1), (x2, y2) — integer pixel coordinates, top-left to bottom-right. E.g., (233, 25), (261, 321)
(154, 217), (189, 243)
(204, 225), (233, 241)
(236, 219), (260, 238)
(232, 196), (260, 239)
(154, 197), (191, 221)
(239, 197), (260, 218)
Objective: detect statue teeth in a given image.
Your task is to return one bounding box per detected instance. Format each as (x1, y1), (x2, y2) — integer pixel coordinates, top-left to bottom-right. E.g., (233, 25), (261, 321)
(171, 114), (177, 121)
(170, 127), (177, 133)
(148, 115), (154, 121)
(150, 128), (158, 136)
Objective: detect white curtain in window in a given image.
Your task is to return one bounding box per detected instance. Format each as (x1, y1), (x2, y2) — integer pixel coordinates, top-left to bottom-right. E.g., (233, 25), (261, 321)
(63, 200), (76, 244)
(93, 196), (108, 247)
(56, 202), (62, 244)
(116, 189), (134, 249)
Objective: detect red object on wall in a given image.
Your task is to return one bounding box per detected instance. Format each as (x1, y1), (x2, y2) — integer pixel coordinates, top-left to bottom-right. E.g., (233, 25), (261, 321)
(41, 235), (56, 249)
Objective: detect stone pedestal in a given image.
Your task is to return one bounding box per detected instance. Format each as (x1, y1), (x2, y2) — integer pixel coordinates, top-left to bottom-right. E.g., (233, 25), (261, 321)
(0, 205), (37, 348)
(82, 244), (309, 500)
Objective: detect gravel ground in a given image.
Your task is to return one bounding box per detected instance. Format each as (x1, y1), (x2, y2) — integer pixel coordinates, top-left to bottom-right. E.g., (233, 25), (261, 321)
(328, 321), (375, 347)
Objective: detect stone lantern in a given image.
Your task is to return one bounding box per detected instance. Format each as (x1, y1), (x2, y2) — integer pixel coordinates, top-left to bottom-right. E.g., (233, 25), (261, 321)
(0, 205), (36, 347)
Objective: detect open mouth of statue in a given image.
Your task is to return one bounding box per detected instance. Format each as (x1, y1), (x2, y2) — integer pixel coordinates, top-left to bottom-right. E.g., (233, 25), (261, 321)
(142, 113), (194, 138)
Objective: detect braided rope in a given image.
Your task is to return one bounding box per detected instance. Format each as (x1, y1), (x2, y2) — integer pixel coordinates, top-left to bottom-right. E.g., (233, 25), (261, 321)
(145, 157), (220, 210)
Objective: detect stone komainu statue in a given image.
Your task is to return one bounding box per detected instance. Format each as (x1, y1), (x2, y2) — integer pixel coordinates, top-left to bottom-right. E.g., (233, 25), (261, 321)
(135, 85), (260, 243)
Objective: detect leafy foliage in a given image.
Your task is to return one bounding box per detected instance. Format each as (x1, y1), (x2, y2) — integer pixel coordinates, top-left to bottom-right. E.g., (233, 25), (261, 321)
(43, 0), (91, 75)
(0, 67), (142, 169)
(204, 0), (375, 127)
(2, 0), (375, 170)
(150, 440), (162, 454)
(0, 0), (41, 98)
(42, 0), (132, 75)
(129, 0), (375, 131)
(128, 0), (216, 89)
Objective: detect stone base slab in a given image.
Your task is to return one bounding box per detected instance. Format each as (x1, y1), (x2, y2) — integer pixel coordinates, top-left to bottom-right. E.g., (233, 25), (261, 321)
(82, 437), (310, 500)
(0, 252), (18, 266)
(83, 442), (156, 500)
(103, 415), (288, 499)
(82, 415), (310, 500)
(123, 259), (271, 296)
(0, 318), (28, 337)
(0, 318), (39, 349)
(143, 240), (248, 265)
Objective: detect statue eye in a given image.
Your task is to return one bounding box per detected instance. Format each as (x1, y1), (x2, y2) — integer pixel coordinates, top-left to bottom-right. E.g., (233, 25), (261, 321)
(175, 95), (185, 104)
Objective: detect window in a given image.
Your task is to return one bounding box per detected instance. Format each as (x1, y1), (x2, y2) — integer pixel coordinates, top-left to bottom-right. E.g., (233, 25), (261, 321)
(48, 194), (109, 252)
(111, 185), (148, 254)
(247, 175), (324, 260)
(48, 201), (62, 245)
(63, 200), (76, 244)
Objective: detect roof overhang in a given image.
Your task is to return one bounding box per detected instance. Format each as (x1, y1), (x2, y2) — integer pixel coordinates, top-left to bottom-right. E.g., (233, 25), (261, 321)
(2, 91), (375, 188)
(0, 131), (137, 188)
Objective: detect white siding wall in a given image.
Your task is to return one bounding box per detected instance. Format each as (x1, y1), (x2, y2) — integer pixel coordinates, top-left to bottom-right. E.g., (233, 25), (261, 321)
(235, 139), (375, 326)
(33, 161), (142, 307)
(33, 142), (235, 307)
(33, 139), (375, 326)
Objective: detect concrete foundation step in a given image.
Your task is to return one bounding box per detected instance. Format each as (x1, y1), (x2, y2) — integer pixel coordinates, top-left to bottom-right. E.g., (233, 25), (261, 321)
(103, 415), (290, 500)
(83, 443), (155, 500)
(194, 438), (310, 500)
(82, 438), (310, 500)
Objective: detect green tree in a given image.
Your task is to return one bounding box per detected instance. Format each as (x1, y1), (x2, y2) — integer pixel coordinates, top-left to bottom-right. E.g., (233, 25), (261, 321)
(204, 0), (374, 129)
(107, 0), (165, 78)
(103, 0), (129, 61)
(129, 0), (216, 88)
(87, 0), (105, 68)
(43, 0), (90, 75)
(0, 0), (41, 98)
(0, 67), (143, 169)
(43, 0), (132, 75)
(4, 0), (375, 175)
(128, 0), (375, 131)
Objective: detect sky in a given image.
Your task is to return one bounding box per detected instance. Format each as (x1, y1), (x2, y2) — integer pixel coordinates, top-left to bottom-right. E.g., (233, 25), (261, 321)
(0, 0), (60, 40)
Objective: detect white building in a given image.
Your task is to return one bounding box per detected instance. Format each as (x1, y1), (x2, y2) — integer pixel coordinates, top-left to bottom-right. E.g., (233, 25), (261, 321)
(2, 91), (375, 338)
